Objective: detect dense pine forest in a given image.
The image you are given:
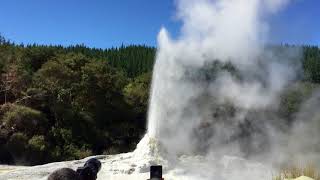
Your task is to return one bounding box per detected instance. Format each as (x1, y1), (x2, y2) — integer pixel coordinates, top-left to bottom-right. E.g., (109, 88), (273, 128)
(0, 35), (319, 166)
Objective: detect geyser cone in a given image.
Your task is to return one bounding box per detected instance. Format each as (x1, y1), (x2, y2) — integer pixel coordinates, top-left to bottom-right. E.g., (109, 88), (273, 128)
(134, 134), (164, 158)
(133, 133), (169, 172)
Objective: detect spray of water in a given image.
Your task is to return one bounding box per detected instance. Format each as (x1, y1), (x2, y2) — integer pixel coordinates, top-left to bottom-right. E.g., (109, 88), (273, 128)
(148, 0), (289, 153)
(144, 0), (320, 179)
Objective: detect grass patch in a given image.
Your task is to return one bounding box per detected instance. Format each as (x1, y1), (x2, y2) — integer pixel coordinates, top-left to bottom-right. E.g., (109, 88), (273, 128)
(273, 165), (320, 180)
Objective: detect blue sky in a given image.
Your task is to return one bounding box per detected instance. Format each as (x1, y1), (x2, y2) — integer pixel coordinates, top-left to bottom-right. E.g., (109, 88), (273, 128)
(0, 0), (319, 48)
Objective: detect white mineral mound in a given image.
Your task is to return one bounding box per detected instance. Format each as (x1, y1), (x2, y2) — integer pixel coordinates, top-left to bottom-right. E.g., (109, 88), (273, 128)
(0, 134), (273, 180)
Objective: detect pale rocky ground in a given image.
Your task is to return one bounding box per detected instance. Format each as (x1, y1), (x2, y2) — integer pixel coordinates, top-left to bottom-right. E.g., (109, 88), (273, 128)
(0, 154), (271, 180)
(0, 135), (314, 180)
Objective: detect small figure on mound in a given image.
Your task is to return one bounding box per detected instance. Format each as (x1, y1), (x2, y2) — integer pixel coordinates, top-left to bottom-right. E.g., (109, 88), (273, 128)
(48, 158), (101, 180)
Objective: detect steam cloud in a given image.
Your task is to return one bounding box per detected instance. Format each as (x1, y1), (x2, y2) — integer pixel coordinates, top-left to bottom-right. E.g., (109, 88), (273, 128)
(146, 0), (319, 179)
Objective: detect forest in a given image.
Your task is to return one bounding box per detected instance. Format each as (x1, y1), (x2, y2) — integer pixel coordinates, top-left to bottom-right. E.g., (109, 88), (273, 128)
(0, 35), (319, 166)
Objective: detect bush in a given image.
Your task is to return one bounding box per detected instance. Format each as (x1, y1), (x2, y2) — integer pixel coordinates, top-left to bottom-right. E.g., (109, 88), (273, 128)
(2, 104), (48, 135)
(279, 83), (318, 121)
(47, 145), (63, 162)
(63, 144), (92, 160)
(123, 72), (151, 113)
(50, 127), (73, 146)
(27, 135), (48, 164)
(49, 127), (93, 161)
(28, 135), (46, 152)
(72, 147), (92, 160)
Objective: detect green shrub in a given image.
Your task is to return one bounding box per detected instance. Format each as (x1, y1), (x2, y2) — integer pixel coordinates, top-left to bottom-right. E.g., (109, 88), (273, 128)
(279, 83), (318, 120)
(73, 147), (92, 160)
(63, 144), (92, 160)
(48, 146), (62, 162)
(27, 135), (48, 164)
(28, 135), (46, 152)
(50, 127), (73, 146)
(2, 104), (48, 135)
(123, 72), (151, 113)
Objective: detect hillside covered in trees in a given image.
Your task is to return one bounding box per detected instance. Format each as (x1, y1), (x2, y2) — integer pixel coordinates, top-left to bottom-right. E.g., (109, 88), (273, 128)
(0, 35), (154, 165)
(0, 35), (319, 166)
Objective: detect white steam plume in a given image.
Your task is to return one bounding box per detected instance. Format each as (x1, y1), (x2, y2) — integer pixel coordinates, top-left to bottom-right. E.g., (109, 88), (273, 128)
(145, 0), (318, 179)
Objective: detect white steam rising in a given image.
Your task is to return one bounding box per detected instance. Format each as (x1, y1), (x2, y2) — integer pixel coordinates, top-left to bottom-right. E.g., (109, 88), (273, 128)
(146, 0), (319, 179)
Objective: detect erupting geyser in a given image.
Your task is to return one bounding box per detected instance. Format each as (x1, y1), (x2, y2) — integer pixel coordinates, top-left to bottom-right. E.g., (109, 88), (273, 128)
(144, 0), (318, 179)
(1, 0), (320, 180)
(148, 0), (293, 159)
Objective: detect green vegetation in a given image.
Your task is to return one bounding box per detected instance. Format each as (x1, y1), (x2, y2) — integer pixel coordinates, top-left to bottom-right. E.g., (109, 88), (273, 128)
(273, 165), (320, 180)
(0, 35), (154, 165)
(0, 35), (319, 166)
